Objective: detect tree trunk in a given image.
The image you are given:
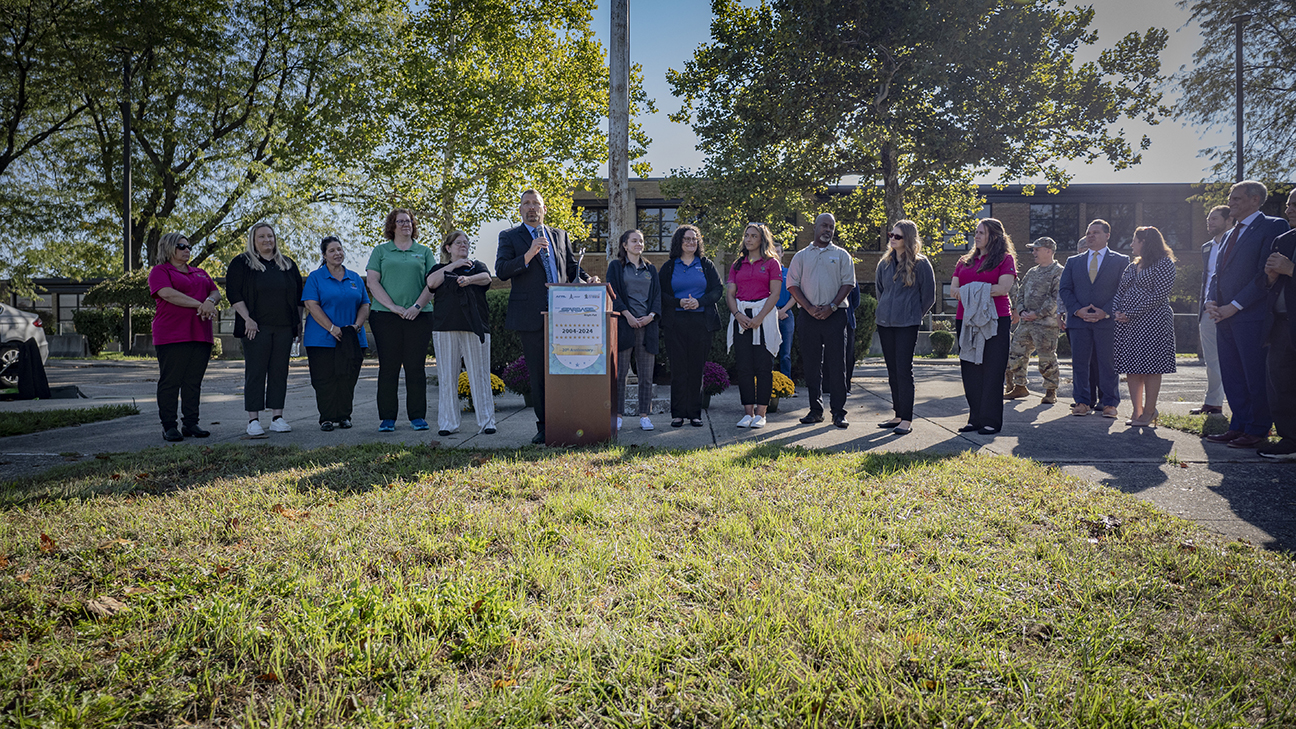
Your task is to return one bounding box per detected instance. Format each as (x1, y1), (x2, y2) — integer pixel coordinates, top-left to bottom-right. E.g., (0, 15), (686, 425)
(880, 137), (904, 247)
(607, 0), (632, 261)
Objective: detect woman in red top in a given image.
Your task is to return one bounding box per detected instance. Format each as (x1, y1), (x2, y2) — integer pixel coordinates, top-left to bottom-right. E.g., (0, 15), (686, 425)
(725, 223), (782, 428)
(148, 232), (221, 442)
(951, 218), (1017, 434)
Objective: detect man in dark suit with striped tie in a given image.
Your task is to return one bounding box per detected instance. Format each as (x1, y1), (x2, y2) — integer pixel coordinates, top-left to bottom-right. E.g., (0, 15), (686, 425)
(1204, 180), (1291, 450)
(495, 189), (595, 444)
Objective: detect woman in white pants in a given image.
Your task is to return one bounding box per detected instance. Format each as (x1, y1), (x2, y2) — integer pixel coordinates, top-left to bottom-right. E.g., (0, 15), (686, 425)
(427, 230), (497, 436)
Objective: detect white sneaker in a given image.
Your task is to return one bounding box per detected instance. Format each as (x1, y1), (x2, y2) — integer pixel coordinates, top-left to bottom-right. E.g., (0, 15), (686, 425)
(269, 417), (292, 433)
(640, 416), (653, 431)
(616, 416), (623, 430)
(750, 415), (767, 428)
(736, 414), (753, 428)
(246, 419), (265, 436)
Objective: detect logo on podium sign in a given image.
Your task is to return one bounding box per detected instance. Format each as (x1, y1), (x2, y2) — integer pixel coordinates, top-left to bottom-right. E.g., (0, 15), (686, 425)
(549, 286), (607, 375)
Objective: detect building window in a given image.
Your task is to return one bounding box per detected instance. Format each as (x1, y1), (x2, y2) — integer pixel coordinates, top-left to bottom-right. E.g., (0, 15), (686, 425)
(579, 207), (609, 252)
(1086, 203), (1135, 250)
(1142, 202), (1193, 250)
(637, 206), (677, 252)
(941, 283), (958, 313)
(1030, 204), (1080, 249)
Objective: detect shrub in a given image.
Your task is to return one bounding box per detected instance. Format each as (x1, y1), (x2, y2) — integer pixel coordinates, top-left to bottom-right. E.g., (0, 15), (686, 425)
(853, 293), (878, 364)
(930, 330), (955, 358)
(771, 370), (795, 398)
(702, 361), (730, 396)
(486, 289), (524, 374)
(83, 269), (154, 309)
(501, 356), (530, 396)
(72, 308), (122, 356)
(210, 337), (223, 359)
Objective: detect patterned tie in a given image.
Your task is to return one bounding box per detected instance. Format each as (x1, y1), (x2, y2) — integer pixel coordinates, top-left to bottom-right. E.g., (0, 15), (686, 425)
(1088, 249), (1100, 283)
(1219, 222), (1244, 272)
(533, 227), (556, 283)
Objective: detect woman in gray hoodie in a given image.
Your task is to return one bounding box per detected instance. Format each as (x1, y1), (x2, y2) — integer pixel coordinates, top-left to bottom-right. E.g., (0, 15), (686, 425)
(875, 220), (936, 435)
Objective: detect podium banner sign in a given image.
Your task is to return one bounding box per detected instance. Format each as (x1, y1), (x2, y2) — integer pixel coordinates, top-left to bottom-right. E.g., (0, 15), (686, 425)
(548, 285), (607, 375)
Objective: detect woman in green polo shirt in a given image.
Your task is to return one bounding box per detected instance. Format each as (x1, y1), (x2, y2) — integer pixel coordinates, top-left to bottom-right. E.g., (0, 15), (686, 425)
(366, 208), (437, 431)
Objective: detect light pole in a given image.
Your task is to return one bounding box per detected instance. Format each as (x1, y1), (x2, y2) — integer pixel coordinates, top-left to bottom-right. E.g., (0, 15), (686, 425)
(1231, 13), (1251, 182)
(120, 52), (133, 353)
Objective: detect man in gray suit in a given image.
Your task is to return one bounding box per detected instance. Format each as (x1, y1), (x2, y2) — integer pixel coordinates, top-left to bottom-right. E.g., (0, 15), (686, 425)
(1059, 219), (1130, 418)
(495, 189), (595, 444)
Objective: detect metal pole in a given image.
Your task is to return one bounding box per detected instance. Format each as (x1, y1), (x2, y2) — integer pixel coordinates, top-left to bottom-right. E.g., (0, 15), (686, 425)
(121, 54), (133, 353)
(607, 0), (632, 260)
(1232, 13), (1251, 183)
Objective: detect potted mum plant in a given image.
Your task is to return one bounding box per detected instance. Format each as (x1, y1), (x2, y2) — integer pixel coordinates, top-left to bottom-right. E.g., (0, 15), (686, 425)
(458, 371), (506, 411)
(501, 356), (532, 405)
(768, 370), (795, 413)
(701, 361), (730, 410)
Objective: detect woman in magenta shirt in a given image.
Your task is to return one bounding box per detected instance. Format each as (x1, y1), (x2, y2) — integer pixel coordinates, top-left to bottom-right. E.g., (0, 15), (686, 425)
(725, 223), (782, 429)
(951, 218), (1017, 434)
(148, 232), (221, 442)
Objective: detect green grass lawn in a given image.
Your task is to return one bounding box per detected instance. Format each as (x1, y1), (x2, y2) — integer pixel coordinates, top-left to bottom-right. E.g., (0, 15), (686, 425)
(1, 443), (1293, 727)
(0, 404), (140, 438)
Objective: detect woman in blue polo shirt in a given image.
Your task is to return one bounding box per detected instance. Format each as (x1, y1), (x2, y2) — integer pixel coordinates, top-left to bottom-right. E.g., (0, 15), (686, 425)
(302, 236), (370, 430)
(659, 224), (724, 427)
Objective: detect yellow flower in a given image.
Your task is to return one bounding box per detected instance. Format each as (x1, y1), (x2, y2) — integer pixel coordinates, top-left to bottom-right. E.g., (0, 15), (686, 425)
(770, 371), (795, 398)
(458, 371), (506, 398)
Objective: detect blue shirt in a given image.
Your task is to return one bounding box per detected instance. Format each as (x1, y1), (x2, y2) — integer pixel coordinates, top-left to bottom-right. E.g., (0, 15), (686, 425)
(671, 257), (707, 312)
(301, 266), (370, 348)
(777, 267), (791, 308)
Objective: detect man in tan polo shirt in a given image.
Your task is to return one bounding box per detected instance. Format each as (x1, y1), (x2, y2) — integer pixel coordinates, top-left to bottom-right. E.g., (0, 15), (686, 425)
(787, 213), (857, 428)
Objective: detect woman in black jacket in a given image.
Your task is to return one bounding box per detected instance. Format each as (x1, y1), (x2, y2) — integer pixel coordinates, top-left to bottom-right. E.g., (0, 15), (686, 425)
(659, 224), (724, 427)
(227, 222), (304, 436)
(606, 228), (662, 431)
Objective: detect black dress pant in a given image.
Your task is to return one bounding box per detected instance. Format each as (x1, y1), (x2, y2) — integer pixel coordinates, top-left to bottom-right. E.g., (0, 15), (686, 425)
(369, 311), (433, 421)
(665, 313), (711, 419)
(156, 341), (211, 429)
(878, 325), (919, 421)
(956, 316), (1011, 431)
(306, 346), (361, 424)
(519, 329), (546, 428)
(798, 308), (848, 418)
(241, 325), (293, 411)
(1268, 315), (1296, 441)
(733, 324), (773, 407)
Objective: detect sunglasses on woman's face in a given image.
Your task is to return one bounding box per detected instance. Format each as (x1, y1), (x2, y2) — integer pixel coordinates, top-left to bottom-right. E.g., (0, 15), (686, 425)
(175, 244), (192, 250)
(888, 233), (903, 240)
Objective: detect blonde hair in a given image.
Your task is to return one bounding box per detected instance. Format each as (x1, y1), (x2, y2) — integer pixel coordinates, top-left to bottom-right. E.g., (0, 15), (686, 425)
(732, 223), (777, 273)
(241, 222), (292, 272)
(156, 232), (189, 265)
(882, 219), (923, 287)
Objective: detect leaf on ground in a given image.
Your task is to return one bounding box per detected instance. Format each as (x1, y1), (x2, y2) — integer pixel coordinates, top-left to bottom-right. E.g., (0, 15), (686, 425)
(86, 596), (129, 618)
(135, 473), (150, 480)
(0, 553), (8, 568)
(257, 672), (280, 683)
(27, 656), (41, 673)
(491, 678), (516, 690)
(39, 533), (57, 553)
(472, 453), (492, 466)
(215, 565), (231, 575)
(110, 474), (122, 480)
(97, 538), (133, 551)
(1179, 540), (1197, 552)
(16, 572), (30, 582)
(123, 586), (155, 595)
(472, 598), (485, 614)
(271, 504), (310, 520)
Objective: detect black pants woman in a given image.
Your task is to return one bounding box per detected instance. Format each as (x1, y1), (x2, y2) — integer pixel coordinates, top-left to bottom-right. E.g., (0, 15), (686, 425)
(664, 314), (711, 421)
(956, 317), (1012, 432)
(878, 325), (919, 424)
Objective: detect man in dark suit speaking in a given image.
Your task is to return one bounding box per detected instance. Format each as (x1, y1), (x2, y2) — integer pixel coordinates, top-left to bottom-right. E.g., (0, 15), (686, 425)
(495, 189), (596, 444)
(1059, 219), (1130, 418)
(1204, 180), (1290, 450)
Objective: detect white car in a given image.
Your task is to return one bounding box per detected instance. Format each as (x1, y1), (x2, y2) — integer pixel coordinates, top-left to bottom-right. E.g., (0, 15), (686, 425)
(0, 302), (50, 388)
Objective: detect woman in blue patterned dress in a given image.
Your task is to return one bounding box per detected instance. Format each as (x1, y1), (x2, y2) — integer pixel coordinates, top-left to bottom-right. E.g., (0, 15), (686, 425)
(1112, 226), (1177, 427)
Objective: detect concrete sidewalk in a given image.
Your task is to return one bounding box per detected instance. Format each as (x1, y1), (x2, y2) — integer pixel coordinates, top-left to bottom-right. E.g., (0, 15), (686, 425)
(2, 356), (1293, 552)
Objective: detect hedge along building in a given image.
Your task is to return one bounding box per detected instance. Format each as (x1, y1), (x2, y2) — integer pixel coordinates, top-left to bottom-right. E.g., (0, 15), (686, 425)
(569, 180), (1290, 318)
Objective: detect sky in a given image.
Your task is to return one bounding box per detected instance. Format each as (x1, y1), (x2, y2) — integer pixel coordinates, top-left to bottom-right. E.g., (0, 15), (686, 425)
(475, 0), (1225, 268)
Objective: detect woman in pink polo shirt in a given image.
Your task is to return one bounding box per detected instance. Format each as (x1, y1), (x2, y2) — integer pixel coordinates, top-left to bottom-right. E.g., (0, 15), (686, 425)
(951, 218), (1017, 435)
(725, 223), (782, 429)
(148, 232), (221, 442)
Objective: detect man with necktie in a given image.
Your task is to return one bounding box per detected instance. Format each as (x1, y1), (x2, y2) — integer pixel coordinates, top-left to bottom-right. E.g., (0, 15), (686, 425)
(495, 189), (596, 444)
(1258, 189), (1296, 460)
(1205, 180), (1290, 449)
(1059, 219), (1129, 418)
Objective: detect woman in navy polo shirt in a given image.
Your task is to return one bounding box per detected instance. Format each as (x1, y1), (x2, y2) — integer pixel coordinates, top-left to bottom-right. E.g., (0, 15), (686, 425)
(659, 224), (723, 427)
(302, 236), (370, 430)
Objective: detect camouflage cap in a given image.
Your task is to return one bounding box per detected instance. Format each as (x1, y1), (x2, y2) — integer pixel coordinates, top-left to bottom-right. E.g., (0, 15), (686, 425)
(1028, 237), (1057, 250)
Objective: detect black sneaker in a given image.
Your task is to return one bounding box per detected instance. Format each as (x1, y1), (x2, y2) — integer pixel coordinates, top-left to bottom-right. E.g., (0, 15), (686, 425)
(338, 419), (352, 429)
(320, 422), (335, 431)
(1257, 439), (1296, 461)
(163, 427), (184, 442)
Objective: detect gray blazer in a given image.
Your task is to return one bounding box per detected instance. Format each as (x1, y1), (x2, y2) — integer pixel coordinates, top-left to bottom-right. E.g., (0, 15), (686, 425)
(874, 256), (936, 328)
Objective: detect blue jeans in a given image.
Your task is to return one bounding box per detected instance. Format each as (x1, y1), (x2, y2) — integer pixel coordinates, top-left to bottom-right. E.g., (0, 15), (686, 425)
(777, 311), (795, 377)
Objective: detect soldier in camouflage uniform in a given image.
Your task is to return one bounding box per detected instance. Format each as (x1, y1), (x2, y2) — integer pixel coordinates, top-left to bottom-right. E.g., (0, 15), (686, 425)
(1006, 237), (1064, 403)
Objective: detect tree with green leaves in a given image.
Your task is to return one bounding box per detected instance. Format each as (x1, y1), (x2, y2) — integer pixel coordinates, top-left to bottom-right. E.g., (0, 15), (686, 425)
(1176, 1), (1295, 183)
(667, 0), (1169, 253)
(357, 0), (654, 243)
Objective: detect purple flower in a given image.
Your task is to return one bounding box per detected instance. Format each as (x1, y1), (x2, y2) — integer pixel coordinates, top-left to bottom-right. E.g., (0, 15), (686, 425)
(702, 361), (730, 396)
(501, 356), (531, 395)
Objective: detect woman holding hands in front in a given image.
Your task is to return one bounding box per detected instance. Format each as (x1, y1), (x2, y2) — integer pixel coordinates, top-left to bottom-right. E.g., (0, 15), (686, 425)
(1112, 226), (1177, 427)
(149, 232), (220, 441)
(659, 224), (724, 427)
(875, 220), (936, 435)
(726, 223), (782, 429)
(302, 236), (370, 431)
(607, 228), (662, 431)
(427, 230), (497, 437)
(951, 218), (1017, 435)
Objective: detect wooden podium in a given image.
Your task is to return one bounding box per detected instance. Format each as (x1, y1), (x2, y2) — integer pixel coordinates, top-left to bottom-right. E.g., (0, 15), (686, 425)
(543, 283), (618, 446)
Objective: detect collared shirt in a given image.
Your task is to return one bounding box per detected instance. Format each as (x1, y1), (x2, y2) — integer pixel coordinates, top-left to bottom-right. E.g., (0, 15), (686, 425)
(1218, 211), (1262, 311)
(1205, 236), (1222, 282)
(525, 224), (560, 283)
(670, 256), (707, 311)
(302, 265), (370, 348)
(1088, 246), (1108, 271)
(787, 243), (855, 308)
(621, 258), (654, 317)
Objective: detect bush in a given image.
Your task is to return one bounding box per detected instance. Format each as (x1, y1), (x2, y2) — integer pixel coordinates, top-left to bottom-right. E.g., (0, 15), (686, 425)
(853, 293), (878, 364)
(72, 308), (122, 356)
(210, 337), (223, 359)
(83, 269), (154, 309)
(930, 330), (955, 358)
(486, 289), (524, 374)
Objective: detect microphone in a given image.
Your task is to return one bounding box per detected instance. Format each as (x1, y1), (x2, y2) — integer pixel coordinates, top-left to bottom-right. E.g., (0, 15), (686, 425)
(534, 225), (554, 282)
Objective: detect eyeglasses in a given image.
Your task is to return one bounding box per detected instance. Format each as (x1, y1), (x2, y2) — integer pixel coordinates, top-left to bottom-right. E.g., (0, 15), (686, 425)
(175, 244), (192, 250)
(888, 233), (904, 240)
(396, 219), (413, 226)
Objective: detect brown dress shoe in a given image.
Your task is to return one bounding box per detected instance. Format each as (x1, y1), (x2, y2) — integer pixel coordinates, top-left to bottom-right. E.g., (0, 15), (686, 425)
(1004, 385), (1030, 400)
(1070, 403), (1091, 416)
(1205, 429), (1243, 443)
(1227, 433), (1265, 449)
(1189, 404), (1224, 415)
(1102, 406), (1118, 418)
(1042, 389), (1057, 404)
